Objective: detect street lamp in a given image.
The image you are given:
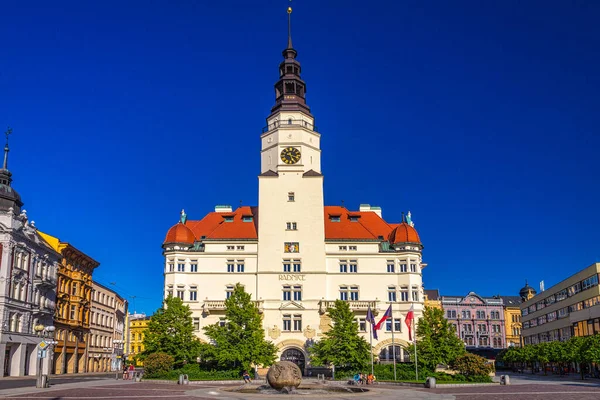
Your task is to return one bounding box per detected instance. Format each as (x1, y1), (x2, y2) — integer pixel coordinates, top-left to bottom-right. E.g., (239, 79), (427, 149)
(113, 339), (124, 379)
(34, 324), (56, 388)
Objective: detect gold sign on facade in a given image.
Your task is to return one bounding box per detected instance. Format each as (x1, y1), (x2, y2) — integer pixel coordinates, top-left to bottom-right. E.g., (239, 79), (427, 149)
(279, 274), (306, 281)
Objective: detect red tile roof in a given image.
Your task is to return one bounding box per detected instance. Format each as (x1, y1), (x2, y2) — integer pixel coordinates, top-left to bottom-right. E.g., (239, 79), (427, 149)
(163, 206), (421, 244)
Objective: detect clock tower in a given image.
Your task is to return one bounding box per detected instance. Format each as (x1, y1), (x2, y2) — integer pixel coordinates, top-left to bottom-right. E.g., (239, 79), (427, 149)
(257, 6), (326, 311)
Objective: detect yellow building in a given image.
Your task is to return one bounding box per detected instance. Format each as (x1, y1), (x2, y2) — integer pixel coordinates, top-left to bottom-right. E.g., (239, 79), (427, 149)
(128, 314), (149, 366)
(502, 296), (523, 347)
(39, 232), (99, 374)
(424, 289), (442, 310)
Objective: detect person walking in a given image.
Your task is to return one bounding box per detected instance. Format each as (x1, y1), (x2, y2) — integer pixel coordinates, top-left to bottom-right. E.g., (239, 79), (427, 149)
(243, 371), (251, 383)
(128, 364), (135, 380)
(123, 364), (129, 380)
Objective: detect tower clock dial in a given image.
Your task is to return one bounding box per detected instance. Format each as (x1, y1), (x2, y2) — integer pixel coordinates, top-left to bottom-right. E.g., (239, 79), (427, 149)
(280, 147), (301, 164)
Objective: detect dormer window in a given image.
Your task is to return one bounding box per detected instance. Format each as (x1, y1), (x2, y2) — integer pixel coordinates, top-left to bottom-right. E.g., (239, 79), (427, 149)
(242, 216), (253, 222)
(224, 216), (234, 222)
(349, 216), (359, 222)
(329, 215), (341, 222)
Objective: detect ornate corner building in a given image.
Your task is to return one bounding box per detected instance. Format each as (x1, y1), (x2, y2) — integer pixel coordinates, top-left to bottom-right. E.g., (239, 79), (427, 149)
(0, 132), (61, 377)
(162, 9), (427, 374)
(37, 232), (98, 374)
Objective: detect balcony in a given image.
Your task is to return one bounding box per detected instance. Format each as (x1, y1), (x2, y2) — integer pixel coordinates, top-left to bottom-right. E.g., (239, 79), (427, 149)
(33, 274), (57, 287)
(262, 119), (318, 134)
(201, 300), (264, 315)
(318, 300), (379, 315)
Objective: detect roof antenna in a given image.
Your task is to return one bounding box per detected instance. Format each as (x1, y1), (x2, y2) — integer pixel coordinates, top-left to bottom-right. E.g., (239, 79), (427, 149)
(341, 199), (345, 208)
(401, 212), (406, 223)
(3, 127), (12, 170)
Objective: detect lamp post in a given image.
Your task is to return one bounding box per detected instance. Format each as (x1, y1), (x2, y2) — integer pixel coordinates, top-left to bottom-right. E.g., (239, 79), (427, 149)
(113, 339), (124, 379)
(34, 324), (56, 388)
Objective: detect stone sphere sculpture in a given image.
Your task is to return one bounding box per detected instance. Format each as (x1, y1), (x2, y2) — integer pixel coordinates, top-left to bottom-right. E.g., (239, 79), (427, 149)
(266, 361), (302, 392)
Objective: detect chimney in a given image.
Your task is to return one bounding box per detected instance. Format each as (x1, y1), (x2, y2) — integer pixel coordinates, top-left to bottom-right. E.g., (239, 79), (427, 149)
(359, 204), (382, 218)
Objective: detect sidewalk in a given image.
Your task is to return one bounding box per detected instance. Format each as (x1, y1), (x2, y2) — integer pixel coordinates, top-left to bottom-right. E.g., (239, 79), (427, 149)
(0, 371), (119, 380)
(0, 376), (136, 398)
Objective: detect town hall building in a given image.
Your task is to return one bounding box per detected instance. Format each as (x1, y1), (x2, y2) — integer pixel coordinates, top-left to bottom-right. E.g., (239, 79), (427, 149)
(162, 9), (426, 373)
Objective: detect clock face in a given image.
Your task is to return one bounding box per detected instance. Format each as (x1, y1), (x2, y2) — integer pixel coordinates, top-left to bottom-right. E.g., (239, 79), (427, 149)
(280, 147), (301, 164)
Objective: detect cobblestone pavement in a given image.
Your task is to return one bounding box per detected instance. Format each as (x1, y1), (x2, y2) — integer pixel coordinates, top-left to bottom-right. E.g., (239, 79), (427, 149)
(1, 380), (600, 400)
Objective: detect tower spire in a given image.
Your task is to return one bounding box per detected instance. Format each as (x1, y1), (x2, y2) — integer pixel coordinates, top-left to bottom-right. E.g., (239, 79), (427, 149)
(287, 2), (293, 49)
(3, 127), (11, 170)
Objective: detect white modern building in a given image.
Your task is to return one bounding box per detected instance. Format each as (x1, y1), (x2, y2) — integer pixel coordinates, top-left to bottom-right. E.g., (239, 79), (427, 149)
(162, 17), (426, 374)
(0, 132), (61, 377)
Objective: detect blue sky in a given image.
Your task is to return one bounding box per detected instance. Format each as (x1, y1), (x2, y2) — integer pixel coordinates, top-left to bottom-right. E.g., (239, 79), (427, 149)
(1, 0), (598, 314)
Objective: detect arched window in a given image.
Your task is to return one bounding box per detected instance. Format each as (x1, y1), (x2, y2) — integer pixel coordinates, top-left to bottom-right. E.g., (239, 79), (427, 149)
(379, 345), (402, 362)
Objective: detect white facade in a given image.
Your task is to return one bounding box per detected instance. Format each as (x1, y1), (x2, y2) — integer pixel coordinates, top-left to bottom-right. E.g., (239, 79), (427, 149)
(0, 199), (60, 377)
(163, 37), (425, 373)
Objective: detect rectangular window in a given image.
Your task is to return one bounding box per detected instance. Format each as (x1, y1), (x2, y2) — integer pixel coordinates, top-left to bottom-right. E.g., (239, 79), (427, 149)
(547, 311), (557, 322)
(237, 246), (245, 251)
(349, 216), (359, 222)
(339, 246), (347, 251)
(283, 260), (291, 272)
(412, 286), (419, 302)
(283, 285), (291, 301)
(400, 263), (407, 272)
(168, 263), (174, 272)
(349, 246), (357, 251)
(242, 216), (253, 222)
(568, 282), (581, 297)
(177, 290), (184, 300)
(177, 263), (185, 272)
(72, 283), (78, 296)
(70, 305), (76, 320)
(288, 192), (295, 202)
(283, 314), (292, 331)
(522, 308), (528, 316)
(293, 314), (302, 331)
(386, 318), (392, 332)
(582, 275), (599, 290)
(339, 260), (348, 273)
(219, 318), (226, 327)
(226, 285), (234, 299)
(388, 286), (397, 302)
(224, 216), (234, 222)
(193, 318), (200, 331)
(227, 245), (235, 251)
(293, 261), (301, 272)
(340, 286), (348, 301)
(356, 318), (366, 332)
(394, 318), (402, 332)
(190, 263), (198, 272)
(387, 261), (395, 273)
(227, 261), (235, 273)
(536, 301), (545, 310)
(410, 263), (417, 272)
(556, 289), (568, 302)
(286, 222), (298, 230)
(293, 286), (302, 301)
(400, 287), (409, 302)
(190, 291), (197, 301)
(237, 261), (245, 273)
(349, 260), (358, 273)
(350, 286), (359, 301)
(331, 216), (341, 222)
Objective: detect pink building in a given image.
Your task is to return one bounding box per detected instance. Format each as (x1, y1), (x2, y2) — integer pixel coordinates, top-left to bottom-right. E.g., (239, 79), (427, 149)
(441, 292), (506, 357)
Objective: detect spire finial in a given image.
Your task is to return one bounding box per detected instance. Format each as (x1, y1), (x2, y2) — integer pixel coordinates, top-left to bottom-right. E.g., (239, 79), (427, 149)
(287, 0), (293, 49)
(3, 127), (12, 170)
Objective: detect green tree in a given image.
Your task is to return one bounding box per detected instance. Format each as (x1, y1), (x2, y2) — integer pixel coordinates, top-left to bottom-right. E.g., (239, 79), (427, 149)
(309, 300), (371, 370)
(143, 352), (174, 377)
(535, 342), (551, 375)
(200, 284), (277, 371)
(412, 307), (466, 370)
(142, 296), (201, 367)
(565, 336), (587, 380)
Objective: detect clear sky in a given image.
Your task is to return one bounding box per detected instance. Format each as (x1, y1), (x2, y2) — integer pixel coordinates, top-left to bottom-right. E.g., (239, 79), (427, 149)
(1, 0), (598, 314)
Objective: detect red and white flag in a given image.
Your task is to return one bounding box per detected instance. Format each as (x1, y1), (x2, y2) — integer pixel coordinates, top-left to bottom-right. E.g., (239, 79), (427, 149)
(405, 305), (415, 341)
(374, 305), (392, 332)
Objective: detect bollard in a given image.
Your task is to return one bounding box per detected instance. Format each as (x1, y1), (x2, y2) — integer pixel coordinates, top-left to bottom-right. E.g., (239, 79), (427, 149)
(425, 377), (436, 389)
(134, 372), (142, 382)
(41, 375), (49, 388)
(178, 374), (189, 385)
(500, 375), (510, 385)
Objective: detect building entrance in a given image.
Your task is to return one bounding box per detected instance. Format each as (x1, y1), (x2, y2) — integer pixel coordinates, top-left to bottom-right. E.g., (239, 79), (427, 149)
(280, 348), (305, 375)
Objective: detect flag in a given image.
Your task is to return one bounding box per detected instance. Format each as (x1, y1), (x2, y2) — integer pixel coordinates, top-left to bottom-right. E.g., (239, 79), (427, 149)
(405, 305), (415, 341)
(374, 305), (392, 331)
(366, 306), (378, 340)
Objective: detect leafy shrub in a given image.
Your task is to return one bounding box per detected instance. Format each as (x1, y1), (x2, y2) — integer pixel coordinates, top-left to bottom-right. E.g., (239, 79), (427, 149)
(144, 352), (174, 377)
(144, 362), (240, 381)
(450, 353), (492, 377)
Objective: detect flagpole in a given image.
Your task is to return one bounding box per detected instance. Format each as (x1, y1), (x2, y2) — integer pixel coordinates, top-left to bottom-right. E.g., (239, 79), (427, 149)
(413, 315), (418, 381)
(369, 321), (374, 376)
(391, 305), (396, 381)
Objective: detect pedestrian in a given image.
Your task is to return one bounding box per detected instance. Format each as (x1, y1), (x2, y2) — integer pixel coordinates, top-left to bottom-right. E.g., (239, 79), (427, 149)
(123, 364), (128, 380)
(243, 370), (251, 383)
(367, 373), (374, 385)
(128, 363), (135, 380)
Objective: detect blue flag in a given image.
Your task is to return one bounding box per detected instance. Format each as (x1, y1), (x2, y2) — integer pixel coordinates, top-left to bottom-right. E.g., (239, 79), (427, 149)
(366, 306), (378, 340)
